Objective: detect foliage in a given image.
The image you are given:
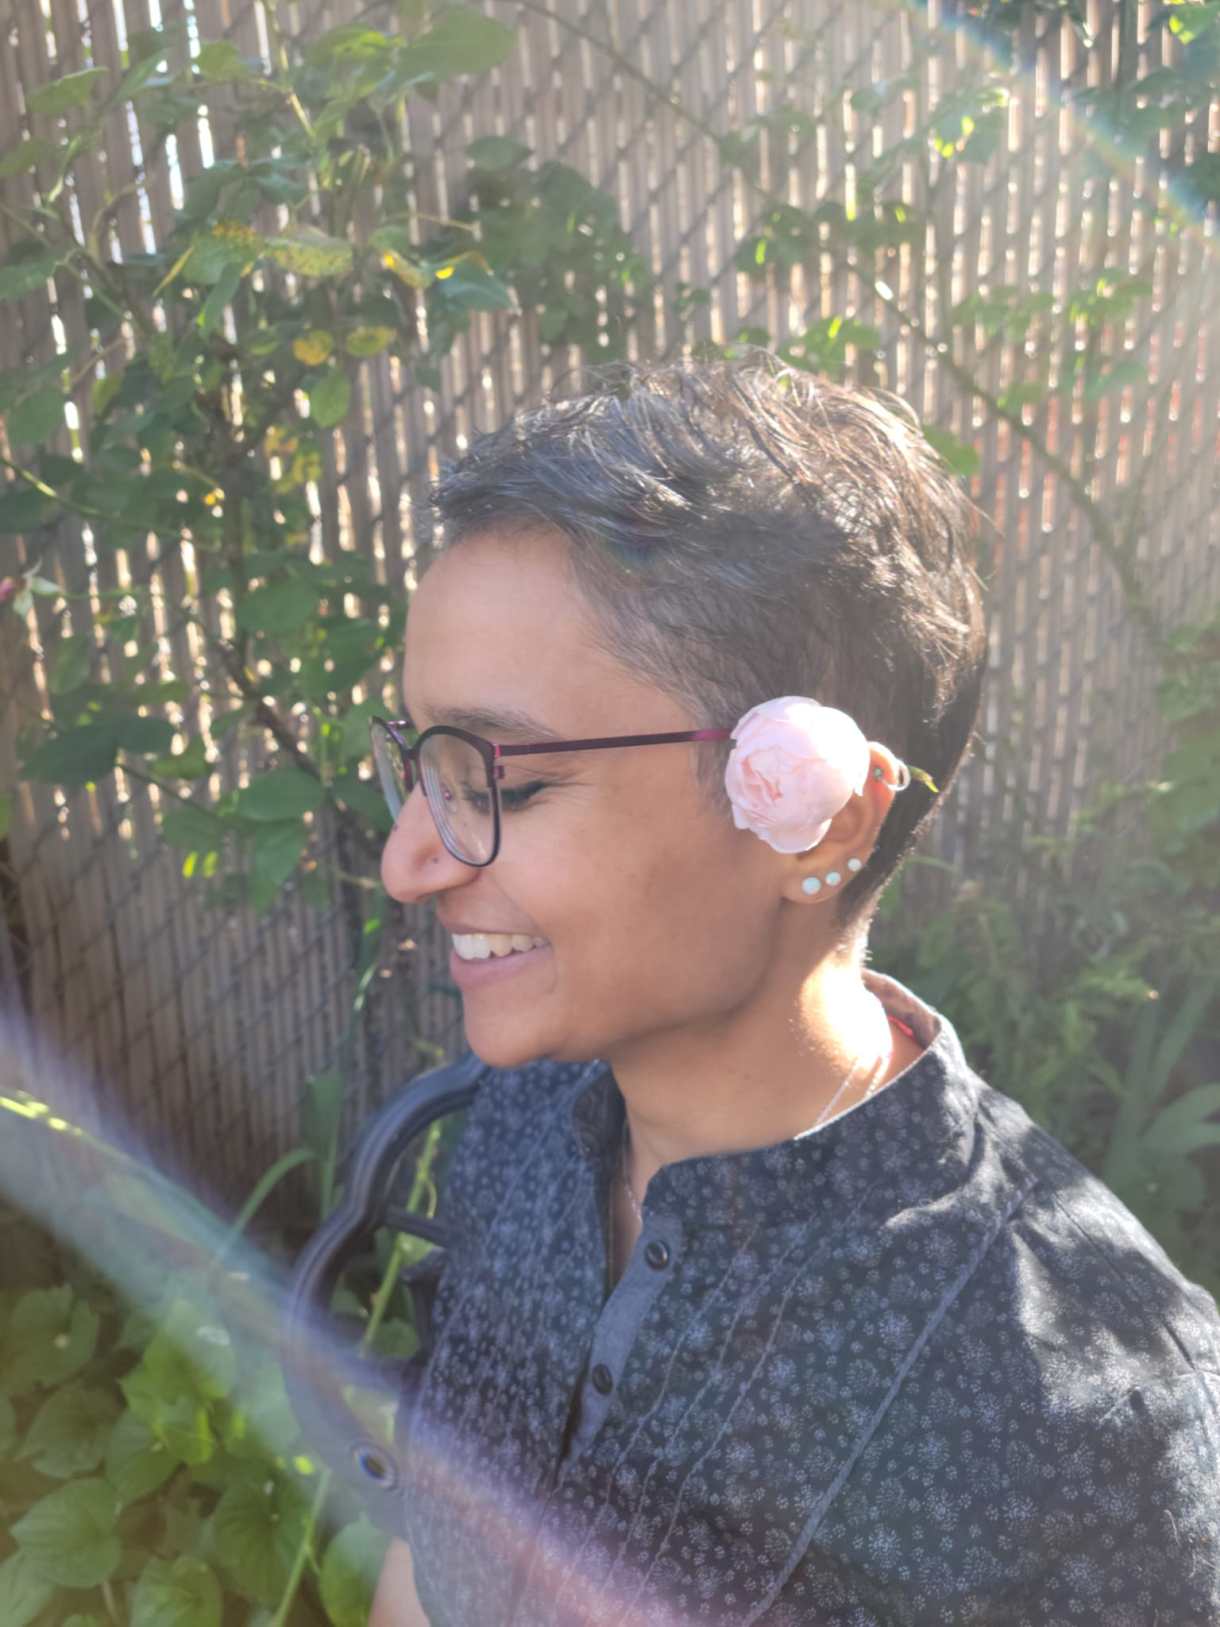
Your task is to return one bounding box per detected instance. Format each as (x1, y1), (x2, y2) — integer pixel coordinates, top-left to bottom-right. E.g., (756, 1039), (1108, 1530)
(0, 1094), (443, 1625)
(3, 0), (1215, 902)
(0, 1), (650, 925)
(875, 606), (1220, 1299)
(0, 0), (1213, 945)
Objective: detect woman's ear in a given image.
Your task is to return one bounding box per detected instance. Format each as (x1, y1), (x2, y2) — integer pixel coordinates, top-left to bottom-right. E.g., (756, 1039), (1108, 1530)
(782, 747), (903, 904)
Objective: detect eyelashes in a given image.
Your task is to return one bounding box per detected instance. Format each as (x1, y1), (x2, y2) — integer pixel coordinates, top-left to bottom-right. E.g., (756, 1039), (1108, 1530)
(499, 782), (548, 810)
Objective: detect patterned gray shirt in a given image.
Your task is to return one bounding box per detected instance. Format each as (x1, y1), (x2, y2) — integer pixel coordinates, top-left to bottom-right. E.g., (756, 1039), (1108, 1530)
(397, 971), (1220, 1625)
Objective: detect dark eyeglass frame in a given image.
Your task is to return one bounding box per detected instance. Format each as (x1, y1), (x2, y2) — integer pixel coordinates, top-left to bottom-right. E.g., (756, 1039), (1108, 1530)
(371, 716), (733, 868)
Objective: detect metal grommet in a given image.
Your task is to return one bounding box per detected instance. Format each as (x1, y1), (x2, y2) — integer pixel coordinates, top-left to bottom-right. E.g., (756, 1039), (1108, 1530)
(354, 1444), (398, 1488)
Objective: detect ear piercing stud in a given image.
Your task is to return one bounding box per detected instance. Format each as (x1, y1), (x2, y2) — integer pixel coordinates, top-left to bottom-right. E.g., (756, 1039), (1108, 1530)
(802, 856), (864, 896)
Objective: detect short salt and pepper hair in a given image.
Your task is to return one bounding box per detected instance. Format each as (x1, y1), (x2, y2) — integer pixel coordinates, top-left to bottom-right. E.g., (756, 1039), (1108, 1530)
(433, 356), (989, 935)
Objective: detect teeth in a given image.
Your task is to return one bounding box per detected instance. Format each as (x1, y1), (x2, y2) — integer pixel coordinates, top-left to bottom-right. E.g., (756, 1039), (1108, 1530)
(452, 932), (548, 960)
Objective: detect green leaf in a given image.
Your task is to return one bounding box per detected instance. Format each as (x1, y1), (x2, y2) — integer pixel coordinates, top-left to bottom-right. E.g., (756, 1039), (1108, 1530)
(20, 1385), (120, 1477)
(222, 1361), (302, 1460)
(310, 368), (351, 429)
(301, 1068), (343, 1211)
(141, 1298), (237, 1404)
(265, 226), (353, 278)
(468, 135), (530, 171)
(343, 324), (396, 357)
(131, 1555), (222, 1627)
(0, 1390), (15, 1452)
(0, 1287), (99, 1395)
(118, 1298), (235, 1468)
(48, 634), (93, 695)
(182, 232), (255, 286)
(195, 40), (253, 82)
(429, 258), (511, 312)
(162, 803), (226, 854)
(237, 769), (325, 822)
(0, 253), (61, 302)
(250, 818), (308, 889)
(211, 1481), (299, 1605)
(27, 67), (107, 116)
(1143, 1079), (1220, 1157)
(306, 23), (395, 66)
(115, 28), (176, 102)
(332, 770), (393, 833)
(152, 736), (210, 780)
(120, 1370), (213, 1466)
(0, 486), (58, 531)
(12, 1478), (121, 1589)
(0, 137), (57, 179)
(235, 579), (322, 636)
(337, 697), (384, 764)
(104, 1409), (177, 1503)
(1082, 357), (1145, 403)
(113, 714), (176, 755)
(6, 387), (64, 445)
(922, 424), (981, 479)
(0, 793), (9, 841)
(319, 1518), (387, 1627)
(21, 725), (116, 788)
(196, 260), (242, 336)
(301, 1068), (342, 1160)
(396, 9), (515, 80)
(0, 1551), (57, 1627)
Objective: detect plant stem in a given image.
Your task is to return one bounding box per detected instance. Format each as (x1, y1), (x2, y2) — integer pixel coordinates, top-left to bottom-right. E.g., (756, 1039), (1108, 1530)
(101, 1577), (121, 1624)
(268, 1467), (332, 1627)
(266, 1153), (437, 1626)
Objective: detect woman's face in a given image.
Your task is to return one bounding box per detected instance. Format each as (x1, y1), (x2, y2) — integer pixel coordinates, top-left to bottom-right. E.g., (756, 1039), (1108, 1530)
(380, 527), (794, 1070)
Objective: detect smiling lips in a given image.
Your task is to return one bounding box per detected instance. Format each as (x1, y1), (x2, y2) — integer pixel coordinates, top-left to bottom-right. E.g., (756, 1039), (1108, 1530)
(451, 931), (549, 960)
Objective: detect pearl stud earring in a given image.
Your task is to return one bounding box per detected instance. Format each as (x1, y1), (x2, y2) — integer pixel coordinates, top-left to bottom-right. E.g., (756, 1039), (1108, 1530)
(802, 857), (865, 896)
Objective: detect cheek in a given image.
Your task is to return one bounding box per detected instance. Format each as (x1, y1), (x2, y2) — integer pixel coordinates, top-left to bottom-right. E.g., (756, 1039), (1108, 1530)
(590, 819), (763, 980)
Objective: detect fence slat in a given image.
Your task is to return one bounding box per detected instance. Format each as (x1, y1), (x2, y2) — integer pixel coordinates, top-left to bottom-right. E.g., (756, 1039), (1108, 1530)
(1, 0), (1217, 1199)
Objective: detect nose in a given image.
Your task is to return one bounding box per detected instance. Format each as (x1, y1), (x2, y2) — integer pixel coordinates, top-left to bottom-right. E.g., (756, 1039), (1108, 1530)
(380, 783), (476, 904)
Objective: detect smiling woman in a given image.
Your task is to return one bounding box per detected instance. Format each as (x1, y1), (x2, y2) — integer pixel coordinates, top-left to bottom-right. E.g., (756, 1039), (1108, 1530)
(366, 359), (1220, 1627)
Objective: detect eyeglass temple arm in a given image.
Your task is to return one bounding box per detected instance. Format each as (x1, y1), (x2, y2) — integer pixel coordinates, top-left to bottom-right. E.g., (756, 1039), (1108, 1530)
(492, 727), (733, 759)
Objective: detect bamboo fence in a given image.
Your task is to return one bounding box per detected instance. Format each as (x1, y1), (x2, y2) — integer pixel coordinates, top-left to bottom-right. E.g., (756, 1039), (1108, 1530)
(0, 0), (1217, 1201)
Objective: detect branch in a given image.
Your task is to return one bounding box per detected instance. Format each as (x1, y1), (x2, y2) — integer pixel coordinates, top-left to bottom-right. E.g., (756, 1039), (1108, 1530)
(0, 453), (117, 526)
(480, 0), (1165, 632)
(215, 641), (324, 780)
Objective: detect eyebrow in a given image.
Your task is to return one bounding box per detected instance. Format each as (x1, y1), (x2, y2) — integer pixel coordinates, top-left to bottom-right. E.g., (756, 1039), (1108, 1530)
(405, 701), (566, 743)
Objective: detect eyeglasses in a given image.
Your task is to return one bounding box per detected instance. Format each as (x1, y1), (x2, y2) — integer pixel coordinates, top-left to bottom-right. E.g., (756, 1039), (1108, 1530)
(370, 717), (732, 868)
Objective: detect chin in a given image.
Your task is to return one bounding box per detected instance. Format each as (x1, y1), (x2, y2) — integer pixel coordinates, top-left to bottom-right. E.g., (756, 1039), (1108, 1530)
(462, 1017), (586, 1071)
(463, 1020), (550, 1071)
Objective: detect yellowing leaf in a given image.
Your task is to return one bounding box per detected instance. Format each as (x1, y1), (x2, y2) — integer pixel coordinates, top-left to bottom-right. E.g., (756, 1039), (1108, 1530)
(266, 228), (353, 279)
(292, 330), (334, 366)
(379, 248), (430, 288)
(343, 325), (395, 357)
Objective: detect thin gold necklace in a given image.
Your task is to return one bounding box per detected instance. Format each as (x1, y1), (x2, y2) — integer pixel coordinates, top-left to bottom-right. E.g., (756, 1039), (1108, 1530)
(617, 1032), (892, 1225)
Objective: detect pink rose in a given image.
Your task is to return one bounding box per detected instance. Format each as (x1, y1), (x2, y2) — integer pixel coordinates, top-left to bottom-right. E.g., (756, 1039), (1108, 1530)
(0, 577), (16, 607)
(724, 696), (871, 854)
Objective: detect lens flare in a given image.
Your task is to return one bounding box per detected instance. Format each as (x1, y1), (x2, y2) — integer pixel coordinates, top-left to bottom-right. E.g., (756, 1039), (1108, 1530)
(0, 1012), (692, 1623)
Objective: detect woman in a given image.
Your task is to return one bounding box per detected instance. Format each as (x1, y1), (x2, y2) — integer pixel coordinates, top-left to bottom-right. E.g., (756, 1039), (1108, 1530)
(370, 361), (1219, 1625)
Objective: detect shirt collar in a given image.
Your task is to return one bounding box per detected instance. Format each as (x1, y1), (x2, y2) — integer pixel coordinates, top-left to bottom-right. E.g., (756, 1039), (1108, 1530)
(566, 970), (980, 1230)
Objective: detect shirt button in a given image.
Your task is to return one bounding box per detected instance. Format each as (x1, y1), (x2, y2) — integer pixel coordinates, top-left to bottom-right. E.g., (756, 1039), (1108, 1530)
(644, 1240), (671, 1270)
(590, 1363), (614, 1395)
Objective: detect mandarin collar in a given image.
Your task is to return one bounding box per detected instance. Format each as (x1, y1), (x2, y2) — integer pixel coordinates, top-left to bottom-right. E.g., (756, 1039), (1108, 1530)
(566, 971), (980, 1231)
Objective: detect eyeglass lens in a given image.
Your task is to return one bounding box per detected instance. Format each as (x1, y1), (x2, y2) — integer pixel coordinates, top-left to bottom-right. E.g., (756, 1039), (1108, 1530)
(372, 724), (495, 866)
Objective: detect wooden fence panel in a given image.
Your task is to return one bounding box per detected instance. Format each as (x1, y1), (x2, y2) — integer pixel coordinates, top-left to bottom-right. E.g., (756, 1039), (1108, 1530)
(0, 0), (1216, 1200)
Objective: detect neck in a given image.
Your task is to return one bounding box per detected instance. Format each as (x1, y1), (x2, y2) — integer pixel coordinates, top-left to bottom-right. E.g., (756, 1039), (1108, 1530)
(612, 960), (914, 1207)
